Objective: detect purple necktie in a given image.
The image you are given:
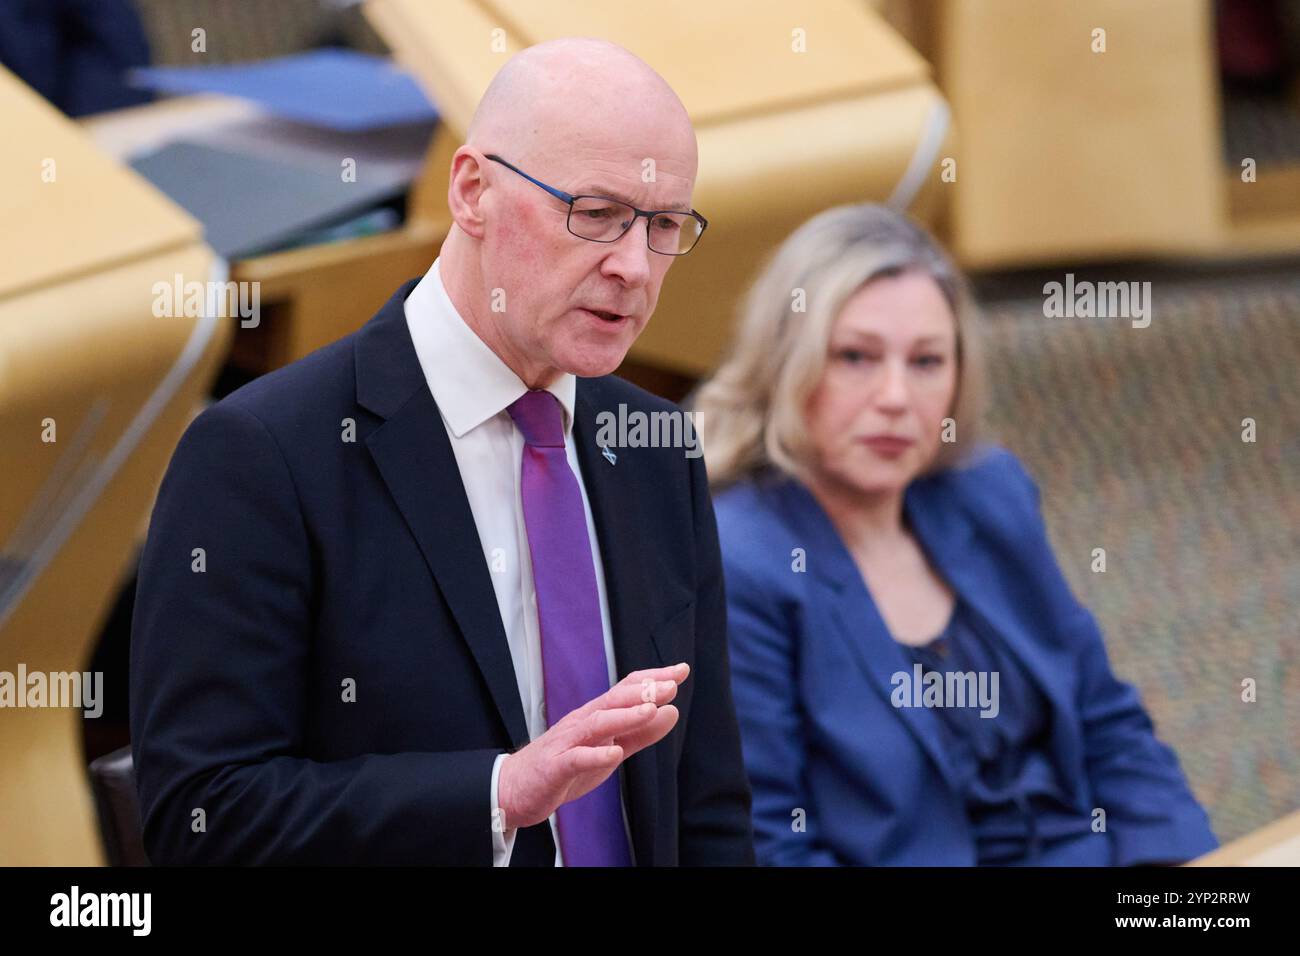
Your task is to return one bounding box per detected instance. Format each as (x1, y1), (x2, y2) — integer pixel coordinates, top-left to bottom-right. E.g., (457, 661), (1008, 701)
(507, 389), (632, 867)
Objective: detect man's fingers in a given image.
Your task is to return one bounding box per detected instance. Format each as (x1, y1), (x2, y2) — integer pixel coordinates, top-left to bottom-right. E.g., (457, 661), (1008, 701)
(564, 744), (624, 776)
(598, 677), (680, 714)
(570, 701), (658, 746)
(562, 679), (680, 734)
(613, 704), (679, 757)
(618, 663), (689, 691)
(552, 664), (690, 738)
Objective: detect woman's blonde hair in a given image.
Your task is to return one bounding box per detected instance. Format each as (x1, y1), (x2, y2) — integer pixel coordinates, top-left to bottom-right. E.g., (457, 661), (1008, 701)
(693, 202), (985, 489)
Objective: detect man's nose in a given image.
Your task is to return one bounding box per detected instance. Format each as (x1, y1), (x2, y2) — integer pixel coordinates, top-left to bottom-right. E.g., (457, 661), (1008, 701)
(600, 217), (654, 286)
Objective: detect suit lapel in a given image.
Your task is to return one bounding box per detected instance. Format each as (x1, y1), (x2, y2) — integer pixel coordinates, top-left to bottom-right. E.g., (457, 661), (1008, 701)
(573, 380), (662, 866)
(906, 480), (1085, 799)
(355, 290), (667, 864)
(787, 470), (1087, 801)
(355, 281), (530, 750)
(779, 479), (964, 792)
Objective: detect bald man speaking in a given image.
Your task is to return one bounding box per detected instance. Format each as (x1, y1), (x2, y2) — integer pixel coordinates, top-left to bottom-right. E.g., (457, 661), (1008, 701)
(130, 39), (755, 865)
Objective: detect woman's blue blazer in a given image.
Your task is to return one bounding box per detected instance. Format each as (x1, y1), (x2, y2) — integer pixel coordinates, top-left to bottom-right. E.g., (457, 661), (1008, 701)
(713, 446), (1219, 866)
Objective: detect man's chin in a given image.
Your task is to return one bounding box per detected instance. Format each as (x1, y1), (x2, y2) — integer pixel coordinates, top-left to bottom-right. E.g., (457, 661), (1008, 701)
(565, 353), (628, 378)
(560, 340), (638, 378)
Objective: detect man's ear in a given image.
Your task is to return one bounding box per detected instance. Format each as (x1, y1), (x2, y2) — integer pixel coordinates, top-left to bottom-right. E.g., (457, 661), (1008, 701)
(447, 147), (489, 239)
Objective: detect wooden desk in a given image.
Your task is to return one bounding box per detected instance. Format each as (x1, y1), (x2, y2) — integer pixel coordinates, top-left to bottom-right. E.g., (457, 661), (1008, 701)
(1189, 809), (1300, 866)
(80, 93), (446, 374)
(228, 221), (443, 372)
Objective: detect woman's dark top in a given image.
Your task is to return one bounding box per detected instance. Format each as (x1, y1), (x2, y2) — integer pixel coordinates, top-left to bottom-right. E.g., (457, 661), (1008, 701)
(901, 597), (1097, 864)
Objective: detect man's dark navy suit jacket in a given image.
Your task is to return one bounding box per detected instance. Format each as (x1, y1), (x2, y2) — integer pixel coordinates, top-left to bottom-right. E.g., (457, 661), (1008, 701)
(129, 279), (755, 865)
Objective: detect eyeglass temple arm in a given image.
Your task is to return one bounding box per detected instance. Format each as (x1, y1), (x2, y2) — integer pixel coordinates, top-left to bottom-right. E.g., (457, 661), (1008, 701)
(485, 153), (575, 204)
(486, 153), (707, 237)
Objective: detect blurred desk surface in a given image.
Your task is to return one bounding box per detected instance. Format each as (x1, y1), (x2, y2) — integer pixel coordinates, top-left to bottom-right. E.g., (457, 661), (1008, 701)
(78, 94), (444, 375)
(1189, 809), (1300, 866)
(79, 92), (265, 159)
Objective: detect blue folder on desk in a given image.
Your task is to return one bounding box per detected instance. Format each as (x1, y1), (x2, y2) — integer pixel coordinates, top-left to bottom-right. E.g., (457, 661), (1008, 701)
(129, 48), (437, 132)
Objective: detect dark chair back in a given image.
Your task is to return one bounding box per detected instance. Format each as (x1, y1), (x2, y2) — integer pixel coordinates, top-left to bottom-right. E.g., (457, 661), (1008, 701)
(88, 746), (151, 866)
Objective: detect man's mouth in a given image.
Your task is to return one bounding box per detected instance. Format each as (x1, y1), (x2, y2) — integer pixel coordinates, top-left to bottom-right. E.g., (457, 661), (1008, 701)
(581, 308), (628, 323)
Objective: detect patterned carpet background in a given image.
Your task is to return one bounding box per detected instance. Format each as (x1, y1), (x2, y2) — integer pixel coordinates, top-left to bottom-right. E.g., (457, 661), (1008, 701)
(133, 0), (388, 65)
(975, 265), (1300, 843)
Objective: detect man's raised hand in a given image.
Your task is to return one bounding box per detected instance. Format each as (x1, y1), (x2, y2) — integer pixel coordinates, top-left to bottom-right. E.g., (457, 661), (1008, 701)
(496, 663), (689, 830)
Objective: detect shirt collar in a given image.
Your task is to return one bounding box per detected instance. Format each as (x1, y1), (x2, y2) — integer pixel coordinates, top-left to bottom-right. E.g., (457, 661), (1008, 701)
(403, 256), (576, 439)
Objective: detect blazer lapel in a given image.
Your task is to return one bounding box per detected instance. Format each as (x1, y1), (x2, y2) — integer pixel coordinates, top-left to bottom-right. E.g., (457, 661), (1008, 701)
(777, 471), (1091, 812)
(355, 281), (530, 750)
(904, 477), (1086, 803)
(572, 380), (666, 866)
(781, 480), (964, 793)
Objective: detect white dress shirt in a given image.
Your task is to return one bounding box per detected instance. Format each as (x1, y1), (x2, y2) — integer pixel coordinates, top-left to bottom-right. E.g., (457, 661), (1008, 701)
(403, 256), (632, 866)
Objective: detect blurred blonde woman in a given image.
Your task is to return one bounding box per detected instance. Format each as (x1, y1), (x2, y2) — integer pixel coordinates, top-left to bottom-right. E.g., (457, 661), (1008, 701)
(695, 203), (1216, 866)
